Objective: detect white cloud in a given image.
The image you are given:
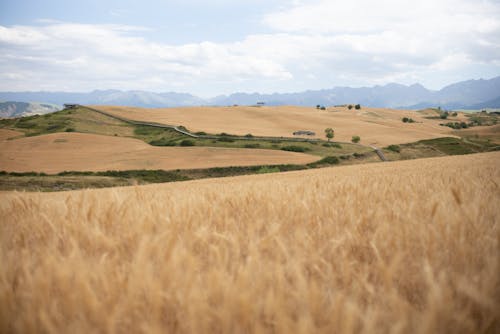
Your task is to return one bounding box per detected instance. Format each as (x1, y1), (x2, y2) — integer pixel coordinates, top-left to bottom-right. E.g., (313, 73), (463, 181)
(0, 0), (499, 95)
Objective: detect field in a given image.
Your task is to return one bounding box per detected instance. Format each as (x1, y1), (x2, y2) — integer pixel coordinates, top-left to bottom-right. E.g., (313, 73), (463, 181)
(96, 105), (466, 146)
(0, 131), (317, 173)
(1, 152), (499, 333)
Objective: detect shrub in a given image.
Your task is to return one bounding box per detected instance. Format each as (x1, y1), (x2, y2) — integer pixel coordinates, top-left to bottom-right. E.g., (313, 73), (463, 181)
(440, 112), (449, 119)
(348, 105), (353, 110)
(387, 145), (401, 153)
(451, 112), (458, 117)
(355, 104), (361, 110)
(194, 131), (207, 135)
(180, 139), (195, 146)
(281, 146), (309, 152)
(317, 156), (339, 164)
(65, 128), (75, 132)
(402, 117), (409, 123)
(244, 133), (254, 138)
(149, 139), (177, 146)
(320, 106), (326, 110)
(244, 143), (260, 148)
(351, 135), (361, 143)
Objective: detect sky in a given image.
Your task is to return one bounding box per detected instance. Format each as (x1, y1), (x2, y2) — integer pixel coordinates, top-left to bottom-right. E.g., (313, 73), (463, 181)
(0, 0), (499, 97)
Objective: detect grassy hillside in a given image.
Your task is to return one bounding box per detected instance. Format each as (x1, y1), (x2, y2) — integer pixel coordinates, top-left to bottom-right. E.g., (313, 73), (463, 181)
(1, 152), (498, 333)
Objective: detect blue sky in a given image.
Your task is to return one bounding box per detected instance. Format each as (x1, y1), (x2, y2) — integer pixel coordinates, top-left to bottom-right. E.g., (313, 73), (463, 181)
(0, 0), (499, 96)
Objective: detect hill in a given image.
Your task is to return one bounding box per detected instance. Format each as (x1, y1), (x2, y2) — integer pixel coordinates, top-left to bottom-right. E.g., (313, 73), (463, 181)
(1, 151), (498, 333)
(97, 105), (463, 147)
(0, 131), (317, 173)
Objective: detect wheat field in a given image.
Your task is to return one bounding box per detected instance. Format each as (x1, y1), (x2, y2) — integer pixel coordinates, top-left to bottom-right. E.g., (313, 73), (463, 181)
(1, 152), (499, 333)
(0, 131), (317, 173)
(96, 105), (459, 146)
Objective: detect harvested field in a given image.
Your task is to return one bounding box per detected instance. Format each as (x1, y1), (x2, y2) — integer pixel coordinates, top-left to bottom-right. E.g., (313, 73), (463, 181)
(453, 124), (500, 143)
(1, 152), (499, 333)
(96, 105), (460, 146)
(0, 129), (22, 141)
(0, 132), (318, 173)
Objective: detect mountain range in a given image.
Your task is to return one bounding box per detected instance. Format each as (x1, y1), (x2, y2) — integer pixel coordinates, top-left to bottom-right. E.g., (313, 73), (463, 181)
(0, 76), (498, 117)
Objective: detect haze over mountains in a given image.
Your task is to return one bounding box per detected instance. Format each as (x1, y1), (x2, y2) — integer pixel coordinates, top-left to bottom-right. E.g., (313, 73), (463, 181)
(0, 76), (498, 117)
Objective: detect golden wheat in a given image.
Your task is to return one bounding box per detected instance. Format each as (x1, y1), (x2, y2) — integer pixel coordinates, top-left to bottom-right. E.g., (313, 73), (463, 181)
(1, 152), (499, 333)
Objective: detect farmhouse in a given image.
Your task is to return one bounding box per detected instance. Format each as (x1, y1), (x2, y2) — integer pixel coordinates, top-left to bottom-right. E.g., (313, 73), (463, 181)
(293, 130), (316, 136)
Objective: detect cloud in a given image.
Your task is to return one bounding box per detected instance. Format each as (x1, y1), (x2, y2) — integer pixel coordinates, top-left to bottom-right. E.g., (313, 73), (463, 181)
(0, 23), (293, 94)
(0, 0), (499, 95)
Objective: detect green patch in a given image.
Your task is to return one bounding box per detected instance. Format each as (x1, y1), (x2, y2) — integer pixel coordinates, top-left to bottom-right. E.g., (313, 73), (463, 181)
(256, 166), (281, 174)
(281, 145), (310, 152)
(386, 145), (401, 153)
(307, 156), (340, 168)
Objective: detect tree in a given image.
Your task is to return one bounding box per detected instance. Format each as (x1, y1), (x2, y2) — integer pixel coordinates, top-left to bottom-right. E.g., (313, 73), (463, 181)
(324, 128), (334, 142)
(348, 105), (353, 110)
(351, 135), (360, 143)
(355, 104), (361, 110)
(316, 104), (321, 109)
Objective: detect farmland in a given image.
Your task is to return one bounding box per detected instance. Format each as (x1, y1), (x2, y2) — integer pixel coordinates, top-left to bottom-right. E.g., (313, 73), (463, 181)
(1, 152), (499, 333)
(0, 131), (317, 173)
(96, 105), (467, 146)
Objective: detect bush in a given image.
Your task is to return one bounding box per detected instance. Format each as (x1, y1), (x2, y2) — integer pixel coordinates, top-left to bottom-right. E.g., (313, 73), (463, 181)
(244, 143), (260, 148)
(320, 106), (326, 110)
(281, 146), (309, 152)
(194, 131), (207, 135)
(351, 135), (360, 143)
(244, 133), (253, 138)
(451, 112), (458, 117)
(180, 139), (195, 146)
(348, 105), (353, 110)
(322, 142), (341, 148)
(149, 138), (177, 146)
(402, 117), (409, 123)
(65, 128), (75, 132)
(355, 104), (361, 110)
(387, 145), (401, 153)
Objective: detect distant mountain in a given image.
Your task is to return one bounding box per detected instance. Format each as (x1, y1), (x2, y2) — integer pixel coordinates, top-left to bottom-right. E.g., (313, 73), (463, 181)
(0, 76), (498, 116)
(0, 101), (61, 118)
(463, 96), (500, 110)
(212, 77), (500, 109)
(0, 90), (204, 109)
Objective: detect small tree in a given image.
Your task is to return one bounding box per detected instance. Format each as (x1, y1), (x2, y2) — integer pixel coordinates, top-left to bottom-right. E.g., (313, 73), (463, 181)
(348, 105), (353, 110)
(351, 135), (360, 143)
(355, 104), (361, 110)
(324, 128), (334, 142)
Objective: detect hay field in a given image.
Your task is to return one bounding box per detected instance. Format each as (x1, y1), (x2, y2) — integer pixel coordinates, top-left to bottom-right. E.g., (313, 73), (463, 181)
(97, 105), (459, 146)
(0, 132), (317, 173)
(1, 152), (499, 333)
